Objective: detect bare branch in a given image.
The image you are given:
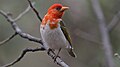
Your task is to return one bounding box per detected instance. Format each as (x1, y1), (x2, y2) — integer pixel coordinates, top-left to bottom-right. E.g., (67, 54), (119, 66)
(14, 2), (35, 22)
(0, 1), (69, 67)
(0, 2), (34, 46)
(91, 0), (114, 67)
(0, 10), (69, 67)
(48, 50), (69, 67)
(0, 32), (17, 46)
(73, 12), (120, 49)
(2, 47), (45, 67)
(108, 11), (120, 32)
(0, 10), (43, 45)
(28, 0), (42, 22)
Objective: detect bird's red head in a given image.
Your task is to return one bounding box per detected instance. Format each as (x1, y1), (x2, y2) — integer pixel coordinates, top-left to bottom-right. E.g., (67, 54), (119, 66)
(41, 4), (69, 29)
(47, 4), (69, 19)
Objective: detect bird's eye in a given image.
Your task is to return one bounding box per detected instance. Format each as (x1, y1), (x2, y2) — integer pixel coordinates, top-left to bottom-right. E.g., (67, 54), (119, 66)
(56, 7), (61, 11)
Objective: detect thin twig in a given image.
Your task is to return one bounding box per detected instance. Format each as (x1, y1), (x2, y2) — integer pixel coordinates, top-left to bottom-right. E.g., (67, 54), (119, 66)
(14, 2), (35, 22)
(91, 0), (114, 67)
(0, 32), (17, 46)
(2, 47), (45, 67)
(108, 11), (120, 32)
(0, 10), (43, 45)
(75, 29), (101, 44)
(0, 3), (30, 46)
(74, 11), (120, 47)
(28, 0), (42, 22)
(74, 10), (120, 48)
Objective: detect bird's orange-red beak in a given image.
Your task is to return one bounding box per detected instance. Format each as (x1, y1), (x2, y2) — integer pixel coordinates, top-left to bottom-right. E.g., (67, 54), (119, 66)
(60, 6), (69, 12)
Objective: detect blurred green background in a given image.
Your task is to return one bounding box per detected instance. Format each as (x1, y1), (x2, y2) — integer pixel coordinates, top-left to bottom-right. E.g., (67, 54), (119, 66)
(0, 0), (120, 67)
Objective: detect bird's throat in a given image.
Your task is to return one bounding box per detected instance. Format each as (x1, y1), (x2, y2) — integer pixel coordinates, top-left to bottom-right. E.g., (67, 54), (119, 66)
(41, 14), (61, 30)
(49, 22), (58, 30)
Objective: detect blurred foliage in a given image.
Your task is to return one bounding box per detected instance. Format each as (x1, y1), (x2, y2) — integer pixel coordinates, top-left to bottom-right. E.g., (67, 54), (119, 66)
(0, 0), (120, 67)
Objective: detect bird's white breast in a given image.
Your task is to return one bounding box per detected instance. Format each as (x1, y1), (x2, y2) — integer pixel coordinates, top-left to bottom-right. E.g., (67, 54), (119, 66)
(40, 21), (69, 50)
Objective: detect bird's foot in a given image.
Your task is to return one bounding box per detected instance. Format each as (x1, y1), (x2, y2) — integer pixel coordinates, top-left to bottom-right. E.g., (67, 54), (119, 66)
(47, 48), (52, 55)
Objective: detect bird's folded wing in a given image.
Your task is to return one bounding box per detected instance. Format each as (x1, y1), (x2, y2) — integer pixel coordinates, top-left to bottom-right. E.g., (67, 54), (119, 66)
(59, 20), (72, 47)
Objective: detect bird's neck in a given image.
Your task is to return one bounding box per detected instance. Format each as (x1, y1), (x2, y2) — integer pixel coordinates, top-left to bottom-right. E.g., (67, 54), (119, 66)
(41, 14), (62, 30)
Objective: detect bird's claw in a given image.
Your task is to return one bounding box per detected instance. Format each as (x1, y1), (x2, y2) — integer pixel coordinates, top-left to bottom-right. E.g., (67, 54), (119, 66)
(47, 49), (52, 55)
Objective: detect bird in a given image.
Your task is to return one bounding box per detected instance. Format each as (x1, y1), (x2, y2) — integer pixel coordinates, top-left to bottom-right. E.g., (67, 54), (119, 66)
(40, 3), (76, 58)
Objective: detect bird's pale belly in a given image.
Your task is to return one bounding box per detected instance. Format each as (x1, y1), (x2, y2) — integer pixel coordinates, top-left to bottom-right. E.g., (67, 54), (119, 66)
(41, 27), (68, 50)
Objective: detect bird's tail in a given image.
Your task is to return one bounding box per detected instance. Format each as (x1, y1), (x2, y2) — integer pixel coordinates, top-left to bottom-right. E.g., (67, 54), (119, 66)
(67, 48), (77, 58)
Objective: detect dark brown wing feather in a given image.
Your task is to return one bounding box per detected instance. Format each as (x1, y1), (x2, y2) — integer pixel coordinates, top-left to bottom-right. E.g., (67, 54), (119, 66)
(59, 20), (72, 47)
(59, 20), (76, 57)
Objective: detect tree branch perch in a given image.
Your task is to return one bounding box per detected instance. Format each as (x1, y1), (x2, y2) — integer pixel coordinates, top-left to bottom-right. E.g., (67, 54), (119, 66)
(2, 47), (45, 67)
(0, 0), (69, 67)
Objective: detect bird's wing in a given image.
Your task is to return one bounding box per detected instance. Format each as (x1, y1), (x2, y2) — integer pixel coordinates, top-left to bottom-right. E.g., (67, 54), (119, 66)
(59, 20), (72, 47)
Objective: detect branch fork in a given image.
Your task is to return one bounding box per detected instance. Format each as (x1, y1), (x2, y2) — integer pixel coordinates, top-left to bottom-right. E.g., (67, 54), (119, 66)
(0, 0), (69, 67)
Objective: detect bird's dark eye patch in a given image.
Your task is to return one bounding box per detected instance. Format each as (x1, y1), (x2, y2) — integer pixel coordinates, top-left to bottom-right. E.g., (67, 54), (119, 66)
(56, 7), (61, 11)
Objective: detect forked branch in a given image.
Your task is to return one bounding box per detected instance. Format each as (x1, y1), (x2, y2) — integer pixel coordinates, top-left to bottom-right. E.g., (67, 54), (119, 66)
(0, 0), (69, 67)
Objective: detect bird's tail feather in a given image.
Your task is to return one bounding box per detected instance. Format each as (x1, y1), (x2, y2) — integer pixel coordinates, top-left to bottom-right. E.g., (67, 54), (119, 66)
(67, 48), (77, 58)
